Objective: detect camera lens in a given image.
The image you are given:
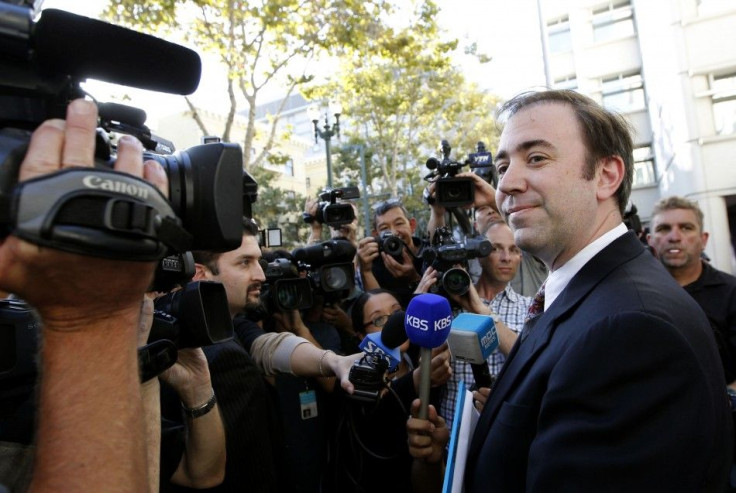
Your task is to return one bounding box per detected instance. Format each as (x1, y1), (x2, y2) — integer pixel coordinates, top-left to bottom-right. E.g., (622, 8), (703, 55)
(441, 268), (471, 296)
(383, 235), (404, 258)
(277, 282), (304, 310)
(321, 265), (349, 291)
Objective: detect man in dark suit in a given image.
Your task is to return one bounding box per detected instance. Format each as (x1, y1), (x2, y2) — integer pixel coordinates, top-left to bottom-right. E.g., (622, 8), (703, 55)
(407, 89), (732, 492)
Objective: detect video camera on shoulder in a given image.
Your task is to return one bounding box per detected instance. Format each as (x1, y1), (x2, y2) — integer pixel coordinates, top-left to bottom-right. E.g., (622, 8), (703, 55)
(259, 238), (356, 312)
(424, 139), (494, 208)
(0, 4), (256, 265)
(259, 255), (313, 313)
(303, 186), (359, 227)
(423, 226), (491, 297)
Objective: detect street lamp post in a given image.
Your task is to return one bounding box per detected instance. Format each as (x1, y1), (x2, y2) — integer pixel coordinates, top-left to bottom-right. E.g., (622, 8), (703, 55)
(308, 101), (342, 189)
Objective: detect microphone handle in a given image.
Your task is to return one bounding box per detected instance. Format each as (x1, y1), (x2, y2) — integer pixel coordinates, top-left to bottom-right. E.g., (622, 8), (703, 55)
(470, 362), (493, 390)
(418, 346), (432, 420)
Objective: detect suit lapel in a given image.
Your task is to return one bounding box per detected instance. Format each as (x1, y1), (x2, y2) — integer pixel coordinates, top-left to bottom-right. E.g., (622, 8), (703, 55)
(467, 232), (645, 462)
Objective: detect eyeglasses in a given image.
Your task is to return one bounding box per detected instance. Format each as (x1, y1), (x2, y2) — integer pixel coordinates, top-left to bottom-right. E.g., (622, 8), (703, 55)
(363, 311), (398, 329)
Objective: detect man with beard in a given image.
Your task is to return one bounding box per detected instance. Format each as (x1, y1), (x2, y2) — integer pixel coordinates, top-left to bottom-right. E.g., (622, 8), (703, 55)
(160, 219), (360, 492)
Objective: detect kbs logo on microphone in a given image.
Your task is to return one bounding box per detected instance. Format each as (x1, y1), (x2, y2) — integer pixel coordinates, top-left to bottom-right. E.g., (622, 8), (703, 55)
(406, 314), (452, 332)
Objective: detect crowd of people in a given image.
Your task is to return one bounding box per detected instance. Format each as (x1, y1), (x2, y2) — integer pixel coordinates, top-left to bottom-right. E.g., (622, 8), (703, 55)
(0, 78), (735, 493)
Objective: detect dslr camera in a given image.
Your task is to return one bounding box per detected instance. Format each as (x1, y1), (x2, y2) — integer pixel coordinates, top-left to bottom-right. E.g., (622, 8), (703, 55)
(0, 4), (256, 263)
(303, 186), (359, 227)
(423, 226), (491, 296)
(376, 230), (404, 261)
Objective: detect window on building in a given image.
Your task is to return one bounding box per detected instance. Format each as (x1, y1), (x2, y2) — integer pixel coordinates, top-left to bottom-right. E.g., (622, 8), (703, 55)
(592, 1), (635, 43)
(547, 16), (572, 53)
(711, 72), (736, 135)
(554, 75), (578, 90)
(306, 177), (311, 191)
(633, 145), (656, 187)
(284, 158), (294, 176)
(601, 72), (645, 113)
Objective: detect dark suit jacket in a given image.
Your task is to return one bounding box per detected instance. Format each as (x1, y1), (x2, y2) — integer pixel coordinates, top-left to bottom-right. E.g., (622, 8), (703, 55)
(465, 232), (732, 492)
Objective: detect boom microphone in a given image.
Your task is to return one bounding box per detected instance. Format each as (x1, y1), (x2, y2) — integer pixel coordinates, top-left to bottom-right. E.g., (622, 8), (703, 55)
(34, 9), (202, 95)
(404, 293), (452, 419)
(447, 312), (499, 389)
(358, 310), (407, 372)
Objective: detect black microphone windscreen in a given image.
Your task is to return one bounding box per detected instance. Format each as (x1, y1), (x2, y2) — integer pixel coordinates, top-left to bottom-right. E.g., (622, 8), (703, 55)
(381, 310), (407, 349)
(34, 9), (202, 95)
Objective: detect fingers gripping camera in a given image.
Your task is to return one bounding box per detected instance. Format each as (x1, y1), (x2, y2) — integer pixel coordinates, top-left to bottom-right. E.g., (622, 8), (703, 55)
(5, 167), (187, 261)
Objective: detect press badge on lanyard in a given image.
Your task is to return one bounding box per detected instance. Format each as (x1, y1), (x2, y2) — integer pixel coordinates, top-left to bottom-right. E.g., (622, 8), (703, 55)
(300, 389), (318, 420)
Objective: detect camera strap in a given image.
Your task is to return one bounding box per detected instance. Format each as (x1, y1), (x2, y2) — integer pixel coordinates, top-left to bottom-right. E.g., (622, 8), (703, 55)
(3, 167), (192, 261)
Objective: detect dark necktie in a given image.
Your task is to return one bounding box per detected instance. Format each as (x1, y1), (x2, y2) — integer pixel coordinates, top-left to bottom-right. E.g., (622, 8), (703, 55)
(525, 282), (546, 322)
(521, 283), (546, 342)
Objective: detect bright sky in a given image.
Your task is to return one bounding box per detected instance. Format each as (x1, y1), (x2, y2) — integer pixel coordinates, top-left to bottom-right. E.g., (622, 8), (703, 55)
(39, 0), (548, 126)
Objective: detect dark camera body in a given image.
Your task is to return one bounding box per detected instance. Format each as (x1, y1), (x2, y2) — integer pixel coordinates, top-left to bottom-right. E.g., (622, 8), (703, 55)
(423, 227), (491, 296)
(377, 230), (404, 261)
(303, 186), (359, 227)
(260, 257), (314, 313)
(260, 239), (356, 313)
(348, 354), (389, 403)
(0, 298), (39, 384)
(0, 5), (256, 263)
(424, 139), (498, 208)
(151, 281), (234, 349)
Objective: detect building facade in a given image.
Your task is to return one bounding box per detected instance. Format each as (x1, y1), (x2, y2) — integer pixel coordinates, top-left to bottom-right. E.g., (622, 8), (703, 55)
(535, 0), (736, 273)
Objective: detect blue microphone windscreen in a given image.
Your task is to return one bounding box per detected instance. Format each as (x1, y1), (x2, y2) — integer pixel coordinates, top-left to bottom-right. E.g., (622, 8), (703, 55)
(404, 293), (453, 348)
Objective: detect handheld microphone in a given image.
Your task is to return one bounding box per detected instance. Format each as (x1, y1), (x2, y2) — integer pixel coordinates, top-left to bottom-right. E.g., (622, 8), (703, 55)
(358, 310), (406, 372)
(404, 293), (452, 419)
(350, 311), (407, 402)
(33, 9), (202, 95)
(447, 312), (499, 389)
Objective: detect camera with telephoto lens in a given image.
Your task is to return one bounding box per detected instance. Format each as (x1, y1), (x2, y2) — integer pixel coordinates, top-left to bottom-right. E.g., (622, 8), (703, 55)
(377, 230), (404, 261)
(302, 186), (359, 227)
(0, 4), (257, 264)
(423, 226), (491, 296)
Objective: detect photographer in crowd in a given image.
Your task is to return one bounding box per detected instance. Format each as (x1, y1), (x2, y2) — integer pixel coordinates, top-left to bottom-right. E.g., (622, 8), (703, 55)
(138, 295), (226, 492)
(183, 219), (362, 492)
(0, 99), (166, 491)
(357, 199), (425, 308)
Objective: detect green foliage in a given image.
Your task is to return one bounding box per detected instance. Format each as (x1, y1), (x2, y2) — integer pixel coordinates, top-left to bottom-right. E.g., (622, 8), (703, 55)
(303, 0), (501, 221)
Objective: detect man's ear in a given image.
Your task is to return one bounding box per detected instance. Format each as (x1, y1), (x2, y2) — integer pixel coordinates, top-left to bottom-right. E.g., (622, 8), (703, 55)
(409, 217), (417, 233)
(596, 155), (625, 203)
(193, 263), (210, 281)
